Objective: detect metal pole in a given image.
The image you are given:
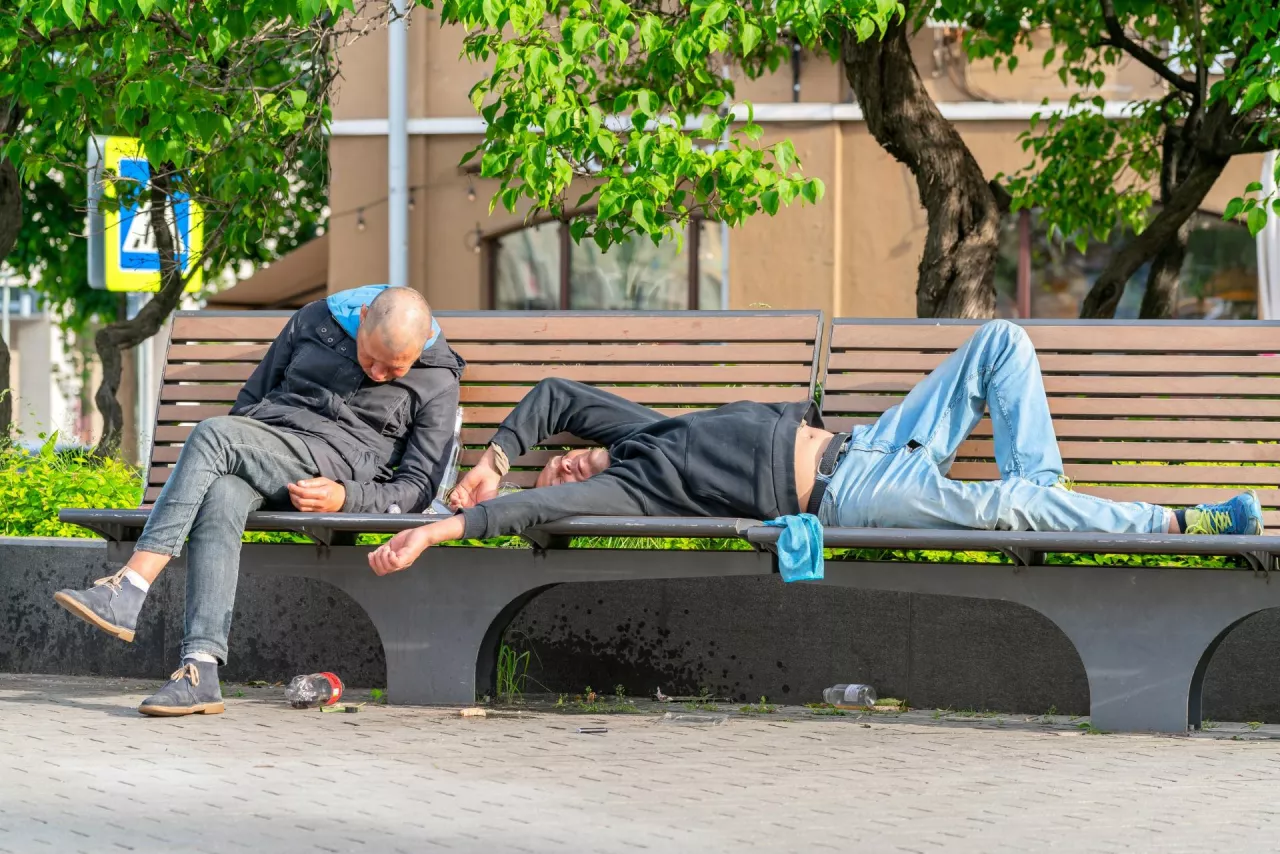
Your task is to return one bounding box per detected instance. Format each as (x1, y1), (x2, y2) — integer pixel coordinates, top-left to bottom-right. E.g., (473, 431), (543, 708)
(387, 0), (409, 289)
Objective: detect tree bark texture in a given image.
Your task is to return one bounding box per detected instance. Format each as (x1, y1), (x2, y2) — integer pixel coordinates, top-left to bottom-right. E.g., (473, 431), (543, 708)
(0, 101), (21, 439)
(1138, 218), (1191, 319)
(93, 171), (187, 458)
(840, 12), (1001, 318)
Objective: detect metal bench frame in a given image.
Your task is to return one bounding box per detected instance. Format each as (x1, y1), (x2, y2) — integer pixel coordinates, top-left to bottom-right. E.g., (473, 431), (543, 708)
(61, 314), (1280, 733)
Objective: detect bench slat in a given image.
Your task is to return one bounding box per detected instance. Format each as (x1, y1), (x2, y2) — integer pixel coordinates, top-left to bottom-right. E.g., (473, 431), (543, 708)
(831, 323), (1280, 352)
(824, 393), (1280, 419)
(829, 351), (1280, 375)
(823, 417), (1280, 441)
(825, 373), (1280, 396)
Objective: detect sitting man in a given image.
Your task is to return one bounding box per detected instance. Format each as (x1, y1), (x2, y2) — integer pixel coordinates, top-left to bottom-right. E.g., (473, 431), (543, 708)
(367, 319), (1262, 576)
(56, 284), (464, 716)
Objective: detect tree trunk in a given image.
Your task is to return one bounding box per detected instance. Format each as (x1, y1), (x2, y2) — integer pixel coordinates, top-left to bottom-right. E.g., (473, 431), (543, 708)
(1079, 154), (1225, 318)
(0, 158), (19, 441)
(0, 100), (21, 440)
(1138, 219), (1190, 318)
(93, 171), (187, 458)
(840, 11), (1001, 318)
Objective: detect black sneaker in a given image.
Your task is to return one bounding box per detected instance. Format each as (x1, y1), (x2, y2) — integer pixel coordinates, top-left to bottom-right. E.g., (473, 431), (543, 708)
(138, 661), (225, 717)
(53, 569), (147, 643)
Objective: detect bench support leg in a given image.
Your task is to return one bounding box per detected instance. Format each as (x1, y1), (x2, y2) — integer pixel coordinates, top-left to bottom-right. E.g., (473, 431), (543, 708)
(821, 561), (1280, 733)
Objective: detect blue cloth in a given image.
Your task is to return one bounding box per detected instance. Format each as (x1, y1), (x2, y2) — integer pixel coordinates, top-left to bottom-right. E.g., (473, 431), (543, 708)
(816, 320), (1168, 535)
(326, 284), (441, 351)
(763, 513), (824, 582)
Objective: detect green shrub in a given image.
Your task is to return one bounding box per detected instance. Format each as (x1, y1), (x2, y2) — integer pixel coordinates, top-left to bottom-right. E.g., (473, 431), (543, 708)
(0, 434), (142, 538)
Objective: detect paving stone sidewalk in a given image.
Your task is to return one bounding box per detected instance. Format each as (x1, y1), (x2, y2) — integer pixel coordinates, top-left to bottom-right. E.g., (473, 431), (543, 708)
(1, 674), (1278, 854)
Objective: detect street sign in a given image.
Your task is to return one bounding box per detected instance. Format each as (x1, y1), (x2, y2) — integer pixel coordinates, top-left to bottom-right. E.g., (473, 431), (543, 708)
(87, 136), (203, 292)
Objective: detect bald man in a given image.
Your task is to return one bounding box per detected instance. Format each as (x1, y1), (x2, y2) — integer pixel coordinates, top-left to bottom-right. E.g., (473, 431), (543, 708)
(54, 285), (464, 716)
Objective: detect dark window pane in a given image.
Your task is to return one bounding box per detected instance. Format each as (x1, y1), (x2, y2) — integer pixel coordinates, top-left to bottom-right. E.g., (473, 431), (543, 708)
(492, 223), (561, 310)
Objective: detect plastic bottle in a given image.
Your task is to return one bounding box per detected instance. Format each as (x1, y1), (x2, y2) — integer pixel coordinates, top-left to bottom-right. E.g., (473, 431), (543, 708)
(822, 684), (877, 707)
(285, 672), (345, 709)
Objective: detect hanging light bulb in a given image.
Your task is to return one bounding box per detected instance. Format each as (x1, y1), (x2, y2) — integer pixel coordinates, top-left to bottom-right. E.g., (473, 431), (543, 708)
(466, 178), (477, 203)
(465, 222), (484, 255)
(356, 209), (366, 232)
(408, 189), (416, 211)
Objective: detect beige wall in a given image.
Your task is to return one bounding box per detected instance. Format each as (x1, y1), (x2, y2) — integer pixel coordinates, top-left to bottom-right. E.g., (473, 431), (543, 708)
(323, 13), (1268, 317)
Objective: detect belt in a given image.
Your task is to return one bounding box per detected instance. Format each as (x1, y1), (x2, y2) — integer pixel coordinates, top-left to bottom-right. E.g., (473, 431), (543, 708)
(805, 432), (851, 516)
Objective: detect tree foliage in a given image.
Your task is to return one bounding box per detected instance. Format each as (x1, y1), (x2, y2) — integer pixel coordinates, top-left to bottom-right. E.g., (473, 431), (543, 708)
(440, 0), (908, 248)
(0, 0), (384, 450)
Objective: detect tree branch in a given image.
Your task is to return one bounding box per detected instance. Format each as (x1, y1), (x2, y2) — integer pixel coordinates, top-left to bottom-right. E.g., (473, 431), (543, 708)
(1098, 0), (1195, 94)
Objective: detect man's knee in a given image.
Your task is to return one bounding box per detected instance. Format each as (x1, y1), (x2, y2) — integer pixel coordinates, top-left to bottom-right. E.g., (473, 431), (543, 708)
(193, 475), (260, 526)
(185, 415), (253, 457)
(976, 318), (1031, 353)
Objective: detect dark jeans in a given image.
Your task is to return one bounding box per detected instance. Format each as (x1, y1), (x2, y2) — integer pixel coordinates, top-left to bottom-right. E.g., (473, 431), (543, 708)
(135, 416), (319, 662)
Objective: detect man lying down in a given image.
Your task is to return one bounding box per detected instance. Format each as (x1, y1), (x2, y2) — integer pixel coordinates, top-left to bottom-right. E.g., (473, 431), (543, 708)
(368, 320), (1263, 576)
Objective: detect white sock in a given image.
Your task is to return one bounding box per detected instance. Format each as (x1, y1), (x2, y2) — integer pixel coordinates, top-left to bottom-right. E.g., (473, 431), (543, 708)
(122, 568), (151, 593)
(185, 652), (218, 665)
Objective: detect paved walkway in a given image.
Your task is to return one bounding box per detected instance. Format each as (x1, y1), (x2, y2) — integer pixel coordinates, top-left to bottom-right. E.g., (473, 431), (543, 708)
(1, 674), (1279, 853)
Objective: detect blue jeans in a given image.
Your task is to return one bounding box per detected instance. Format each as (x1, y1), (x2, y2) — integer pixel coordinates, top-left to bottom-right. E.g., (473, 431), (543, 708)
(136, 416), (320, 663)
(817, 320), (1168, 533)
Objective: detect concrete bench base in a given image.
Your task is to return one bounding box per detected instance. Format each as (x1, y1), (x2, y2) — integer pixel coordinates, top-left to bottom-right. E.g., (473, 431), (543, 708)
(104, 539), (1280, 733)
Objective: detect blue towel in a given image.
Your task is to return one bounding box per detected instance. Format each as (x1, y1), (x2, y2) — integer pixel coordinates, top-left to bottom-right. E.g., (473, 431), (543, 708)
(763, 513), (824, 582)
(326, 284), (441, 351)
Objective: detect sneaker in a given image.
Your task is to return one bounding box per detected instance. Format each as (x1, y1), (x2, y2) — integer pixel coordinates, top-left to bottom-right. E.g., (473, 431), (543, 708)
(53, 569), (146, 643)
(138, 661), (225, 717)
(1184, 491), (1264, 536)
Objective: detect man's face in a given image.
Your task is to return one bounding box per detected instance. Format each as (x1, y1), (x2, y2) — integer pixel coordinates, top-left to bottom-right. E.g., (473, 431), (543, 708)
(535, 448), (610, 488)
(356, 305), (419, 382)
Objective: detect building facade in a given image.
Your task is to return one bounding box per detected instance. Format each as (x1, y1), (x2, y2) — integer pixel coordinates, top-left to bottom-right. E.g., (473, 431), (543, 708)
(215, 12), (1266, 321)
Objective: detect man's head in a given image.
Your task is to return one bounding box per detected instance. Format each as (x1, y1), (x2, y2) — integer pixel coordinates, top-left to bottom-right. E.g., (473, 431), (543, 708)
(356, 288), (433, 382)
(535, 448), (611, 488)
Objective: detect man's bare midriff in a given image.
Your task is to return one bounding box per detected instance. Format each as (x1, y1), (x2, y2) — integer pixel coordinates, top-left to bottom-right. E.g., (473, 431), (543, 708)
(794, 423), (837, 512)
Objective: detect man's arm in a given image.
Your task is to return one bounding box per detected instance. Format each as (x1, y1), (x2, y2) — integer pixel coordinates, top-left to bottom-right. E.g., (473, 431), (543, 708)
(370, 474), (648, 574)
(489, 378), (662, 460)
(340, 382), (461, 514)
(231, 310), (301, 413)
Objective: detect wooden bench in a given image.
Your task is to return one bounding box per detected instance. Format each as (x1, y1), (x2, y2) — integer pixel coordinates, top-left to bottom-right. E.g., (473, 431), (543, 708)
(62, 313), (1280, 733)
(61, 309), (823, 701)
(797, 318), (1280, 733)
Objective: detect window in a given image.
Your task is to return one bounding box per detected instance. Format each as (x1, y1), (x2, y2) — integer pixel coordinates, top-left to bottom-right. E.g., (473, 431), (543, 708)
(488, 216), (725, 310)
(995, 209), (1259, 320)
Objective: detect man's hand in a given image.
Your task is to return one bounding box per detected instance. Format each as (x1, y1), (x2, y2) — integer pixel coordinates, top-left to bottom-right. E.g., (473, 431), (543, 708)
(368, 516), (465, 576)
(368, 527), (431, 575)
(287, 477), (346, 513)
(448, 450), (503, 509)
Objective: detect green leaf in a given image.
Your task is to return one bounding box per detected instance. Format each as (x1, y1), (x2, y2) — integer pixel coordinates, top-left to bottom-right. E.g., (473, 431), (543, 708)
(570, 219), (589, 242)
(743, 122), (763, 142)
(639, 15), (662, 51)
(1224, 197), (1245, 220)
(209, 26), (231, 59)
(1270, 81), (1280, 104)
(289, 89), (307, 110)
(1042, 47), (1056, 67)
(632, 199), (652, 230)
(482, 0), (501, 27)
(801, 179), (824, 204)
(855, 17), (875, 42)
(62, 0), (86, 27)
(1246, 181), (1264, 193)
(1007, 55), (1019, 73)
(741, 22), (762, 55)
(1248, 206), (1268, 237)
(761, 189), (779, 215)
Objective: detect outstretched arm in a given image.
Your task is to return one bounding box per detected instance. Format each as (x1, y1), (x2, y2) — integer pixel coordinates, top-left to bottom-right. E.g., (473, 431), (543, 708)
(369, 474), (648, 574)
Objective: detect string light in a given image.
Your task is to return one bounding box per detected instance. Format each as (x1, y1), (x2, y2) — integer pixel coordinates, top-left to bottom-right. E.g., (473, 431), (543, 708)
(408, 189), (416, 211)
(465, 222), (484, 255)
(356, 209), (366, 231)
(466, 177), (477, 202)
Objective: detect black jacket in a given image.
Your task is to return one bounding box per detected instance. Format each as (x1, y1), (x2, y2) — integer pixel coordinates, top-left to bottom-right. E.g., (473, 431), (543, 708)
(231, 300), (465, 513)
(459, 378), (820, 538)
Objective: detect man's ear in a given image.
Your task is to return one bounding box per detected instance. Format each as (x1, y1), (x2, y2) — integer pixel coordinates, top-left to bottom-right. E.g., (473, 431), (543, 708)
(359, 304), (370, 324)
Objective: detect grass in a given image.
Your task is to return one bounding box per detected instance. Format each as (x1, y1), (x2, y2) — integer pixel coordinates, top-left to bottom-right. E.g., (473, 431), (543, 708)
(738, 696), (777, 715)
(1077, 722), (1108, 735)
(369, 688), (387, 705)
(683, 687), (719, 711)
(1247, 721), (1264, 731)
(807, 703), (849, 717)
(496, 642), (532, 704)
(558, 685), (642, 714)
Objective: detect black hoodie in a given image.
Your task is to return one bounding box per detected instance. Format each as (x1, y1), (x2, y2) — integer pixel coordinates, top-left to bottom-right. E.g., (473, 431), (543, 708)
(230, 299), (465, 513)
(459, 378), (820, 539)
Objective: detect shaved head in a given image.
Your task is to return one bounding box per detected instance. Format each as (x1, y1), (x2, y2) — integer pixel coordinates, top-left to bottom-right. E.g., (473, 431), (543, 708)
(356, 287), (434, 382)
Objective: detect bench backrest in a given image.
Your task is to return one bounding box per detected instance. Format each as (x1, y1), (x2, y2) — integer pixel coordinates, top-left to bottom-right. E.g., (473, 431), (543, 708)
(149, 310), (824, 503)
(821, 320), (1280, 529)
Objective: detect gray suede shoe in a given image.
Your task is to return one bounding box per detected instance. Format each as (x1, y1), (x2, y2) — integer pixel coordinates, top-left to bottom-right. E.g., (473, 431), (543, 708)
(139, 661), (225, 717)
(53, 569), (147, 643)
